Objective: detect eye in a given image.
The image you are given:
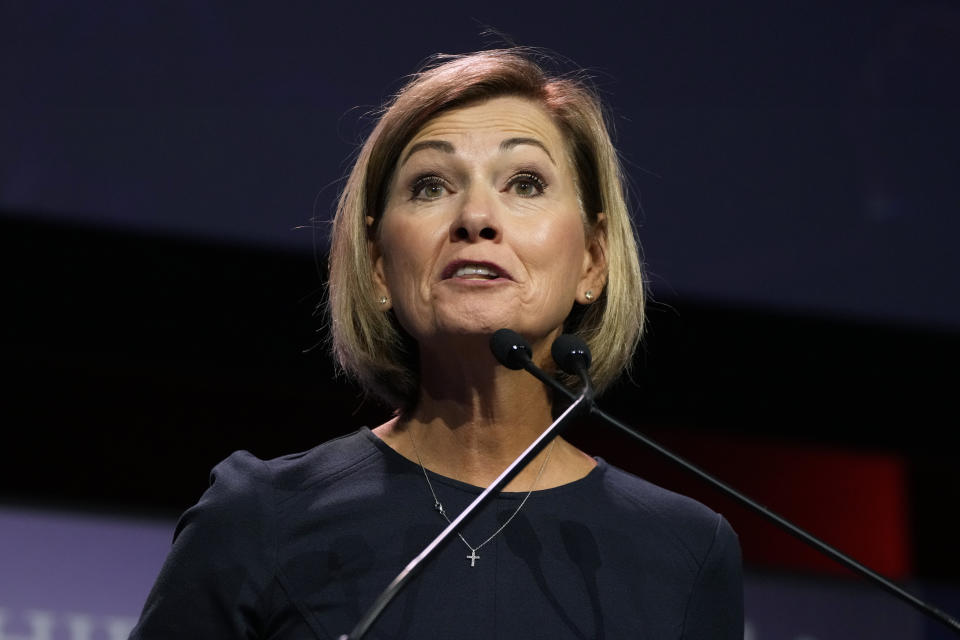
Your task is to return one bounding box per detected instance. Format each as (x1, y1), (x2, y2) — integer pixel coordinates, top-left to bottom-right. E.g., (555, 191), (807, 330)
(507, 172), (547, 198)
(410, 175), (450, 200)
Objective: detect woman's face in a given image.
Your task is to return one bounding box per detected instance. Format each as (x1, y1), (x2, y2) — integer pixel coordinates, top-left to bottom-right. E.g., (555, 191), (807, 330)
(372, 96), (605, 355)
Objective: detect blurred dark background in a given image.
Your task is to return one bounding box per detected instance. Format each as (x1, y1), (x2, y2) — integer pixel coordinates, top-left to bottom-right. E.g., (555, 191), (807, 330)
(2, 0), (958, 592)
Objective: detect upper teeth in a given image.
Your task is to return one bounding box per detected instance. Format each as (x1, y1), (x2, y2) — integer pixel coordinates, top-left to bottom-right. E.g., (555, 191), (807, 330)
(454, 265), (499, 278)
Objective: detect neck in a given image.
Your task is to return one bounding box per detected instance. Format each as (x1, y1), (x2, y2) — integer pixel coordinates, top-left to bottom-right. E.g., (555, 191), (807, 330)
(373, 336), (595, 490)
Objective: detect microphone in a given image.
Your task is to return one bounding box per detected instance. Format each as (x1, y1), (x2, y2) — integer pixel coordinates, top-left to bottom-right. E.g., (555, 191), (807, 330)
(550, 334), (594, 402)
(489, 329), (575, 394)
(489, 328), (533, 370)
(550, 333), (592, 374)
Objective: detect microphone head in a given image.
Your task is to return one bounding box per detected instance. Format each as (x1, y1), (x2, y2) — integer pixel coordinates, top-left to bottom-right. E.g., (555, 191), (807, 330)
(551, 334), (592, 375)
(490, 329), (533, 370)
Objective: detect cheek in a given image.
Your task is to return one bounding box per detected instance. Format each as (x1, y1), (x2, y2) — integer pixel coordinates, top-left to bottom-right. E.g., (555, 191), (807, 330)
(381, 248), (419, 297)
(529, 218), (588, 280)
(378, 219), (434, 294)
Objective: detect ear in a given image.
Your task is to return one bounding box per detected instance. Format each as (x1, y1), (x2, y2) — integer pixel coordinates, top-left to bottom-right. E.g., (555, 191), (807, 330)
(367, 215), (392, 310)
(577, 213), (608, 304)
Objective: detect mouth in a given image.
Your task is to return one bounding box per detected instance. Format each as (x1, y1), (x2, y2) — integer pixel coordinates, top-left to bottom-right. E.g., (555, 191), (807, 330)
(441, 260), (512, 281)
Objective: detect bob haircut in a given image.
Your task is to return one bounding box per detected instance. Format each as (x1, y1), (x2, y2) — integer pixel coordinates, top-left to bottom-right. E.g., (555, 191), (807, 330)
(328, 48), (645, 410)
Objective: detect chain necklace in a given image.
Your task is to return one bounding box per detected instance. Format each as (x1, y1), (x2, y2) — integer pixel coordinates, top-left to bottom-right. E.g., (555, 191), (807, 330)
(410, 429), (557, 567)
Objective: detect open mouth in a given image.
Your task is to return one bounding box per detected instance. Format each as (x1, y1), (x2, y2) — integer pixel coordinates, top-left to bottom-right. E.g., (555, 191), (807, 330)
(453, 264), (501, 280)
(442, 261), (511, 281)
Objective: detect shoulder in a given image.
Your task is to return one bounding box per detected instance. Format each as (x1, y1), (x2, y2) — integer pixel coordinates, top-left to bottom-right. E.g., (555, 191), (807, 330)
(599, 461), (722, 531)
(595, 460), (738, 566)
(130, 429), (385, 637)
(593, 462), (744, 637)
(176, 428), (380, 540)
(253, 427), (384, 490)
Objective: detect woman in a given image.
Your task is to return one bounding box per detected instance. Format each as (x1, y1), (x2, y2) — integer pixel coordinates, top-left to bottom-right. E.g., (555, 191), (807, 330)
(131, 48), (743, 639)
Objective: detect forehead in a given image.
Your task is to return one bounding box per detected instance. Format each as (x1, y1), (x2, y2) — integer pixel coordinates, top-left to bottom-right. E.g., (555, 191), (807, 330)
(403, 96), (565, 156)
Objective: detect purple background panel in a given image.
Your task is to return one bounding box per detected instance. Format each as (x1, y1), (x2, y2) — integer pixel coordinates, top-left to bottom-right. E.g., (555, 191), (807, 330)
(0, 506), (174, 639)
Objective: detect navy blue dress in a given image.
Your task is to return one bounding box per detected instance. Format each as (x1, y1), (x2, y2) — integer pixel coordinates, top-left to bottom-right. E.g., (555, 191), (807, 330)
(131, 428), (743, 639)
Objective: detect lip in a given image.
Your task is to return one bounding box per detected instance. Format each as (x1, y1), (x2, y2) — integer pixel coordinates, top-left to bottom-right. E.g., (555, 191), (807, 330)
(440, 259), (514, 281)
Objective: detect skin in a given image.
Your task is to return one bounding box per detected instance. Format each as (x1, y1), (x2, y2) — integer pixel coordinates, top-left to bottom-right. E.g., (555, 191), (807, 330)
(370, 96), (607, 491)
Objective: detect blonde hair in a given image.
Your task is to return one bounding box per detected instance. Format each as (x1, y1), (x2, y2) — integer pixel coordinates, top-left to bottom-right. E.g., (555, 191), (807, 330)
(328, 48), (645, 409)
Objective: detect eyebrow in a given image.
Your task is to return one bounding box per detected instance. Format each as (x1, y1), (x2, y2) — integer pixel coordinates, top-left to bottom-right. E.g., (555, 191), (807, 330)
(401, 140), (454, 165)
(499, 137), (555, 165)
(400, 137), (556, 166)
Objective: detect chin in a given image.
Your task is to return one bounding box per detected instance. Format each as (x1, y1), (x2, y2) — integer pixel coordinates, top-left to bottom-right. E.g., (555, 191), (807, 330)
(439, 319), (508, 337)
(409, 302), (564, 347)
(431, 302), (512, 332)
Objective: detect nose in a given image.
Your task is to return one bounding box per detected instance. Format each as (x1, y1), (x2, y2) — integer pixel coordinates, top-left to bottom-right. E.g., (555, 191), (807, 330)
(451, 186), (500, 242)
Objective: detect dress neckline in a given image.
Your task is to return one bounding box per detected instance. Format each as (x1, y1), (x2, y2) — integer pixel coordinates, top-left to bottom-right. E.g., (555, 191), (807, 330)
(361, 426), (606, 498)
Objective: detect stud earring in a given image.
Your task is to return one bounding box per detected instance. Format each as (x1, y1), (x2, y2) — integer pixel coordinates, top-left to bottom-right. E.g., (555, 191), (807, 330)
(378, 295), (388, 306)
(584, 290), (594, 301)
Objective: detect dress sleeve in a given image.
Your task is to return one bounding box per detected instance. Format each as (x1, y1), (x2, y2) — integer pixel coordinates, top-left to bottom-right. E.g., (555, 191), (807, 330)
(680, 514), (744, 640)
(129, 451), (277, 639)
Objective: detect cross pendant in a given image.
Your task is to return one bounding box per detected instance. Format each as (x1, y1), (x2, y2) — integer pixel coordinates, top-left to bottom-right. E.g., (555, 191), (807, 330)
(467, 549), (480, 567)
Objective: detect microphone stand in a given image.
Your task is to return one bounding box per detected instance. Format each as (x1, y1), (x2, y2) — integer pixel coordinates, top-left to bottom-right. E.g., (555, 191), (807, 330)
(538, 354), (960, 636)
(337, 366), (592, 640)
(339, 327), (960, 637)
